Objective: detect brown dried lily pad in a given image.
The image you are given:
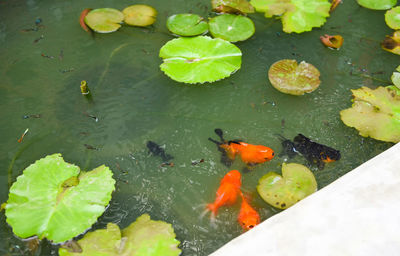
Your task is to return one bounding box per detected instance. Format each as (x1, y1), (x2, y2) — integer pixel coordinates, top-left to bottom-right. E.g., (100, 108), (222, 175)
(268, 59), (321, 95)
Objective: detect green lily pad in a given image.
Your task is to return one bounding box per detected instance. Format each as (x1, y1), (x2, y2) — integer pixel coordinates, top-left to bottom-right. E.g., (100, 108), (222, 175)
(340, 86), (400, 143)
(5, 154), (115, 243)
(385, 6), (400, 30)
(122, 4), (157, 27)
(382, 30), (400, 55)
(212, 0), (255, 14)
(391, 65), (400, 89)
(250, 0), (331, 33)
(159, 36), (242, 84)
(257, 163), (317, 209)
(84, 8), (124, 33)
(59, 214), (181, 256)
(357, 0), (397, 10)
(166, 14), (208, 36)
(268, 59), (321, 95)
(208, 14), (255, 42)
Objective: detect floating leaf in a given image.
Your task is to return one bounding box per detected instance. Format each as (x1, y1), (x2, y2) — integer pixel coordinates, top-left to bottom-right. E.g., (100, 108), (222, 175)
(250, 0), (331, 33)
(257, 163), (317, 209)
(59, 214), (181, 256)
(268, 59), (321, 95)
(382, 30), (400, 55)
(357, 0), (396, 10)
(159, 36), (242, 84)
(208, 14), (255, 42)
(166, 14), (208, 36)
(84, 8), (124, 33)
(385, 6), (400, 30)
(5, 154), (115, 243)
(320, 34), (343, 49)
(340, 86), (400, 143)
(212, 0), (255, 14)
(122, 4), (157, 27)
(79, 8), (92, 33)
(391, 65), (400, 89)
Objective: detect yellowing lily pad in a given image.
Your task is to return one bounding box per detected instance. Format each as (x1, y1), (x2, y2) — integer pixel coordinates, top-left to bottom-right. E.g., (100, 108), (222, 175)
(382, 31), (400, 55)
(159, 36), (242, 84)
(357, 0), (397, 10)
(250, 0), (331, 33)
(257, 163), (317, 209)
(122, 4), (157, 27)
(59, 214), (181, 256)
(212, 0), (255, 14)
(209, 14), (255, 42)
(268, 59), (321, 95)
(340, 86), (400, 143)
(5, 154), (115, 243)
(84, 8), (124, 33)
(385, 6), (400, 30)
(166, 14), (208, 36)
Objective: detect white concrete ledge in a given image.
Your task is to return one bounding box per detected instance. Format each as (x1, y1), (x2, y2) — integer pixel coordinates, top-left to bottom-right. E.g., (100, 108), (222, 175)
(211, 143), (400, 256)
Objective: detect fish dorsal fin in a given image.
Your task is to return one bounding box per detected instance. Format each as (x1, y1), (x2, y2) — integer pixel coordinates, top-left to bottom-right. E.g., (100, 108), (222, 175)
(228, 140), (242, 145)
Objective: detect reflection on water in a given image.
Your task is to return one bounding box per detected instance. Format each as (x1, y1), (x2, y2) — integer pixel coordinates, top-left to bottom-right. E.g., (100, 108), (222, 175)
(0, 0), (397, 255)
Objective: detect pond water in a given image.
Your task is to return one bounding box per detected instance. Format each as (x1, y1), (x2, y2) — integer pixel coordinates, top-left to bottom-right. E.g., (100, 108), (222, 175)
(0, 0), (398, 255)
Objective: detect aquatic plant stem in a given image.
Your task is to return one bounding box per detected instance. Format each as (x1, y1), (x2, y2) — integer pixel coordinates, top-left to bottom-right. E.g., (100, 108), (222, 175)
(351, 72), (392, 84)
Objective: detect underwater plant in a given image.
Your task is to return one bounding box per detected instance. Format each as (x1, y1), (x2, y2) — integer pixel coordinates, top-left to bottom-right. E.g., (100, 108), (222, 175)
(4, 154), (115, 243)
(257, 163), (318, 209)
(59, 214), (181, 256)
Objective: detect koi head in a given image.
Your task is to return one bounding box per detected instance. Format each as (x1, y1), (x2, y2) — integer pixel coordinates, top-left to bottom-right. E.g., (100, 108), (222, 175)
(221, 170), (241, 187)
(258, 147), (275, 161)
(239, 215), (260, 231)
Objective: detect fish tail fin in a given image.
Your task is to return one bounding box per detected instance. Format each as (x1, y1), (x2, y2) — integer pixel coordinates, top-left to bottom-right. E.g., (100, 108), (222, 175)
(274, 133), (288, 142)
(214, 128), (225, 143)
(208, 137), (222, 145)
(206, 203), (218, 217)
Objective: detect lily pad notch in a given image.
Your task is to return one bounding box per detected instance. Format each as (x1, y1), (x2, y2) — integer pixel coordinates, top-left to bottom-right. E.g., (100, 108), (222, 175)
(5, 154), (116, 243)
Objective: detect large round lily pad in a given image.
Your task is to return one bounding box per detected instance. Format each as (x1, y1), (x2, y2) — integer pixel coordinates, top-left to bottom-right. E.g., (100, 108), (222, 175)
(357, 0), (397, 10)
(257, 163), (317, 209)
(159, 36), (242, 84)
(122, 4), (157, 27)
(59, 214), (181, 256)
(385, 6), (400, 30)
(84, 8), (124, 33)
(340, 86), (400, 143)
(166, 14), (208, 36)
(268, 59), (321, 95)
(250, 0), (331, 33)
(212, 0), (255, 14)
(209, 14), (255, 42)
(5, 154), (115, 243)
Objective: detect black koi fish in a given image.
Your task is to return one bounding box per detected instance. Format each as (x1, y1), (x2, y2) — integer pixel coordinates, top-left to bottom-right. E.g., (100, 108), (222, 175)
(146, 141), (174, 163)
(279, 134), (341, 169)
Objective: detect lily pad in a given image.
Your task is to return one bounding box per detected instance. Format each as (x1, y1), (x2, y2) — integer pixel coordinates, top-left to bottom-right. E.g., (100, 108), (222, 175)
(5, 154), (115, 243)
(385, 6), (400, 30)
(268, 59), (321, 95)
(340, 86), (400, 143)
(84, 8), (124, 33)
(208, 14), (255, 42)
(159, 36), (242, 84)
(357, 0), (397, 10)
(391, 65), (400, 89)
(257, 163), (317, 209)
(122, 4), (157, 27)
(382, 30), (400, 55)
(250, 0), (331, 33)
(212, 0), (255, 14)
(166, 14), (208, 36)
(59, 214), (181, 256)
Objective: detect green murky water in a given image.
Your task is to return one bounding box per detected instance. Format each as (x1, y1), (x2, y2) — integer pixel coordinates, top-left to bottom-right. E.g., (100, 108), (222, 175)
(0, 0), (397, 255)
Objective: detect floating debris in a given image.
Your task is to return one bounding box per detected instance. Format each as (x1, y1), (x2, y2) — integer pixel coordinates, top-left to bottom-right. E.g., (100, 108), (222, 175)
(23, 114), (41, 119)
(160, 162), (174, 167)
(80, 80), (90, 95)
(84, 144), (98, 150)
(59, 68), (75, 73)
(191, 159), (204, 166)
(83, 112), (98, 122)
(17, 128), (29, 143)
(33, 35), (44, 43)
(41, 53), (54, 59)
(320, 34), (343, 49)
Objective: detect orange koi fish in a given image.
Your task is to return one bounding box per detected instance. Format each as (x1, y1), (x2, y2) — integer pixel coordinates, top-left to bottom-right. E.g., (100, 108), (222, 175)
(207, 170), (242, 217)
(238, 193), (260, 231)
(209, 129), (275, 167)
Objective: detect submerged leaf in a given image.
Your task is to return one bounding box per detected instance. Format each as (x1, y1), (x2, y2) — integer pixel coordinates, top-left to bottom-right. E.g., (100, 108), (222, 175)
(257, 163), (317, 209)
(212, 0), (255, 14)
(5, 154), (115, 243)
(357, 0), (396, 10)
(166, 14), (208, 36)
(382, 30), (400, 55)
(209, 14), (255, 42)
(268, 59), (321, 95)
(385, 6), (400, 30)
(250, 0), (331, 33)
(340, 86), (400, 143)
(159, 36), (242, 84)
(58, 214), (181, 256)
(84, 8), (124, 33)
(122, 4), (157, 27)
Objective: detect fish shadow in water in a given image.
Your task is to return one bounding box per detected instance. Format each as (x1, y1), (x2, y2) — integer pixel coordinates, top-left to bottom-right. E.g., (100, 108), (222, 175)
(146, 140), (174, 163)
